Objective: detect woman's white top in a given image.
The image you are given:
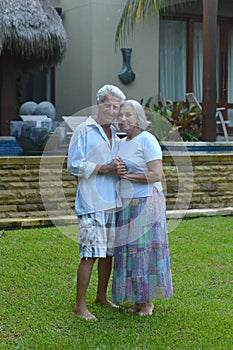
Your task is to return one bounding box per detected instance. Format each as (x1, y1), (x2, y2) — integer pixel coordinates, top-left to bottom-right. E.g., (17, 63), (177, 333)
(118, 131), (163, 198)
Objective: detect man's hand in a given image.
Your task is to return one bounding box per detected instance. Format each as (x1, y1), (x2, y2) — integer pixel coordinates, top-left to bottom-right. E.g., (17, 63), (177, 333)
(97, 157), (127, 175)
(97, 162), (118, 175)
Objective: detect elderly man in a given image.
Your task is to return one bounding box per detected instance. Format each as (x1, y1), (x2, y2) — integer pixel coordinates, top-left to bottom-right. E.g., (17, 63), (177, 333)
(68, 84), (126, 320)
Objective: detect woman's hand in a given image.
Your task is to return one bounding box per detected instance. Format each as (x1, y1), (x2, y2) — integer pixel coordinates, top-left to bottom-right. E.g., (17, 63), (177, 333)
(113, 157), (127, 176)
(119, 160), (163, 184)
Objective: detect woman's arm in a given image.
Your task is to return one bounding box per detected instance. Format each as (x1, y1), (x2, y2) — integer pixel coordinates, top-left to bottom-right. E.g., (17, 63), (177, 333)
(120, 159), (163, 184)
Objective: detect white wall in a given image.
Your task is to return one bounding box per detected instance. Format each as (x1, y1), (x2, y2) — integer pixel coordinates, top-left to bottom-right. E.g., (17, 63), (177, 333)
(51, 0), (159, 118)
(90, 0), (159, 105)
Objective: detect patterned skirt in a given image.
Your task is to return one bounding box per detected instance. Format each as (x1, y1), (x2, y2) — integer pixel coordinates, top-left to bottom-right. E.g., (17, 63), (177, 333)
(112, 188), (173, 303)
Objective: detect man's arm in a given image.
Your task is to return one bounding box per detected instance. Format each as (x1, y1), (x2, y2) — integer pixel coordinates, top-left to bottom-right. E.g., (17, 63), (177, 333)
(68, 128), (126, 178)
(67, 127), (96, 179)
(95, 159), (126, 175)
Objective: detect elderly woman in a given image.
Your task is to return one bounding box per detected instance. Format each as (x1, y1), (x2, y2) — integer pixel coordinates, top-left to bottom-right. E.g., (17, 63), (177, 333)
(112, 100), (173, 316)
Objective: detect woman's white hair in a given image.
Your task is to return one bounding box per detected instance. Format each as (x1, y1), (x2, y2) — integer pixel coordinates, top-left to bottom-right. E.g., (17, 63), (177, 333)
(96, 84), (126, 103)
(120, 99), (150, 130)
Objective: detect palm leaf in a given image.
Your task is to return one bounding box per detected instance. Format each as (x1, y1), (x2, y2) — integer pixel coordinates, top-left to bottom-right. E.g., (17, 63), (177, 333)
(115, 0), (194, 49)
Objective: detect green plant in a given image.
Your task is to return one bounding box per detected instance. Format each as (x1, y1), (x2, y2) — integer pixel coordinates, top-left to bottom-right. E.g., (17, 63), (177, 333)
(144, 98), (202, 141)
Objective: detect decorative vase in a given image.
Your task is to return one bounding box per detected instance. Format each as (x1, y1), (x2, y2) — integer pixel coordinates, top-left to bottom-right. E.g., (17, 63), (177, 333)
(118, 48), (136, 85)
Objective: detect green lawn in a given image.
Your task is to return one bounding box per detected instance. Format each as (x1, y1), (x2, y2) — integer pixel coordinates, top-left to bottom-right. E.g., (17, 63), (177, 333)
(1, 217), (232, 350)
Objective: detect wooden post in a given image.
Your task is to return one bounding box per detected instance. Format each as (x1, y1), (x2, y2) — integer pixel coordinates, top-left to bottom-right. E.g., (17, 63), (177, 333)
(0, 56), (16, 136)
(202, 0), (218, 141)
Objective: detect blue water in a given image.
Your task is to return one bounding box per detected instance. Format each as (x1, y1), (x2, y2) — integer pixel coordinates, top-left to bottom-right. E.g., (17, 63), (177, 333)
(1, 139), (233, 157)
(161, 144), (233, 152)
(0, 140), (23, 156)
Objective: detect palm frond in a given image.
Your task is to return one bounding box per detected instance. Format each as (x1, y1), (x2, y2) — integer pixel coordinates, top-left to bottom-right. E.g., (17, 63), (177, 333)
(115, 0), (194, 49)
(115, 0), (157, 49)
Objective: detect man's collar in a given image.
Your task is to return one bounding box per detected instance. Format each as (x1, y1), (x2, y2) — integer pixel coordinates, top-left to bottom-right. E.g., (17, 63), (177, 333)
(85, 116), (116, 130)
(85, 116), (98, 126)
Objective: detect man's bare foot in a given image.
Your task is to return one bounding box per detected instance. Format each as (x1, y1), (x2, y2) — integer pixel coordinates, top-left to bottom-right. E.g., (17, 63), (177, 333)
(95, 298), (119, 309)
(138, 302), (154, 316)
(127, 303), (141, 313)
(74, 307), (97, 321)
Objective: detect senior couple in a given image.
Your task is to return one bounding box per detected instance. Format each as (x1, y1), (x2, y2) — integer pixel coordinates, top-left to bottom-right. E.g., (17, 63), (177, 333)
(68, 84), (173, 321)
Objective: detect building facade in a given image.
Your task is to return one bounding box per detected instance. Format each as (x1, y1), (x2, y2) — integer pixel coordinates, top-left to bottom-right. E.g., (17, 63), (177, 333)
(17, 0), (233, 136)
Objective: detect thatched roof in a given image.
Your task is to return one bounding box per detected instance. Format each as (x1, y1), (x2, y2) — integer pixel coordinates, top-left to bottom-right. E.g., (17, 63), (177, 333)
(0, 0), (67, 67)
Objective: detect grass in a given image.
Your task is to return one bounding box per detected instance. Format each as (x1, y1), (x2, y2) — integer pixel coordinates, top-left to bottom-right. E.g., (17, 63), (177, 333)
(0, 217), (232, 350)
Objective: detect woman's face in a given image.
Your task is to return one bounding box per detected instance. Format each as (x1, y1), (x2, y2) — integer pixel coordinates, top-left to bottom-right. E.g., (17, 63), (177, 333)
(117, 104), (138, 132)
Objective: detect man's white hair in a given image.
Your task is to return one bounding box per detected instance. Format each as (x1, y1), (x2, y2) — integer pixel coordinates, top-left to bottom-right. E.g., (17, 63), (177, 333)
(96, 84), (126, 103)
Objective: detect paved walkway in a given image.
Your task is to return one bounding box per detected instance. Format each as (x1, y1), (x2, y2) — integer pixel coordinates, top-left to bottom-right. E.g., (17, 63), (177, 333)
(0, 207), (232, 230)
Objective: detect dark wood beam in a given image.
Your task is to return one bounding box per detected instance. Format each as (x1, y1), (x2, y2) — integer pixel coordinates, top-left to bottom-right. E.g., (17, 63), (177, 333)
(50, 66), (56, 106)
(186, 19), (194, 92)
(202, 0), (218, 141)
(0, 56), (17, 136)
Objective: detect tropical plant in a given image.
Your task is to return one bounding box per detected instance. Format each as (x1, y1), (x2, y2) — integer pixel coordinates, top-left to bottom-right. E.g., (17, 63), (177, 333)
(144, 98), (202, 141)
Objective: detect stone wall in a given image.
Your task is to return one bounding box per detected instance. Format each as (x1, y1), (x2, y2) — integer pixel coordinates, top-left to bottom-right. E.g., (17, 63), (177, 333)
(162, 153), (233, 210)
(0, 153), (233, 225)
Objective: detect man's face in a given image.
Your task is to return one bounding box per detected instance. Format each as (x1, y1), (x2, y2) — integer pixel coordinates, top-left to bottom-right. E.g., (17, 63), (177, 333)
(97, 93), (122, 126)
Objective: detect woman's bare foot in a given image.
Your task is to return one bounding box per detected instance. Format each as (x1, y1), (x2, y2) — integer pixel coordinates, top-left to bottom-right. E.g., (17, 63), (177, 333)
(138, 302), (154, 316)
(127, 303), (141, 313)
(95, 298), (119, 309)
(74, 306), (97, 321)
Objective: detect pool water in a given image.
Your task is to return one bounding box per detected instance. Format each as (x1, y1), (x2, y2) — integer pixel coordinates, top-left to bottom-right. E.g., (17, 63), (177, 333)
(0, 139), (23, 156)
(1, 138), (233, 157)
